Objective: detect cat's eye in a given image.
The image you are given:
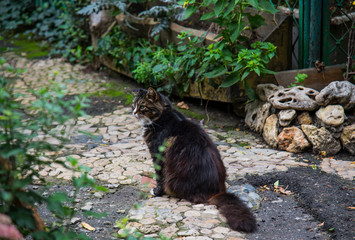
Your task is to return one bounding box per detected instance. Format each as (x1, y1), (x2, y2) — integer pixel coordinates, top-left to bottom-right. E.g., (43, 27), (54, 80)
(140, 105), (146, 110)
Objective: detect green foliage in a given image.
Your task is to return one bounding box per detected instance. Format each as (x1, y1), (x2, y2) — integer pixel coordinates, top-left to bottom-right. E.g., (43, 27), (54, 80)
(179, 0), (278, 99)
(0, 0), (92, 63)
(0, 58), (107, 239)
(96, 26), (178, 93)
(139, 0), (185, 37)
(77, 0), (127, 16)
(0, 0), (33, 32)
(288, 72), (308, 87)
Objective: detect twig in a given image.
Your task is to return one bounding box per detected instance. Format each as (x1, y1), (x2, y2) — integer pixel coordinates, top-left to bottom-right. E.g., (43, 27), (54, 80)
(205, 100), (210, 124)
(345, 23), (355, 81)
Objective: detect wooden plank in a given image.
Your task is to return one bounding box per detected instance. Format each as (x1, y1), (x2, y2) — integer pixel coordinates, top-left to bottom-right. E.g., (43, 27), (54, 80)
(274, 64), (347, 91)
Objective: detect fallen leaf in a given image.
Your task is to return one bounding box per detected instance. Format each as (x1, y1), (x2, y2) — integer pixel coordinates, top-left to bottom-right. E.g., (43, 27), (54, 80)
(274, 185), (292, 195)
(177, 101), (189, 110)
(347, 207), (355, 210)
(317, 222), (324, 227)
(235, 128), (240, 131)
(259, 185), (270, 191)
(81, 222), (95, 231)
(351, 162), (355, 165)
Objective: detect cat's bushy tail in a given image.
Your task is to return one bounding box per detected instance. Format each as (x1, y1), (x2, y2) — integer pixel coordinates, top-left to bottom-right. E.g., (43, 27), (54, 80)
(208, 192), (257, 233)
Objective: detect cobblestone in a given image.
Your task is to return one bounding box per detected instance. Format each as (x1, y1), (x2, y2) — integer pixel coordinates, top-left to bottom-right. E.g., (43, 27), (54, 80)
(5, 53), (354, 239)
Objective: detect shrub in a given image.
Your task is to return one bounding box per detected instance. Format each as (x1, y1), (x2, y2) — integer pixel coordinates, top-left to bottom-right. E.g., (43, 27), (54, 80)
(0, 58), (106, 239)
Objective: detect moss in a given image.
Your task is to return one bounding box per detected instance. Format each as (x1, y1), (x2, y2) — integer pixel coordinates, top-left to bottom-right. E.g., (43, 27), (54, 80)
(175, 108), (206, 121)
(5, 34), (50, 59)
(94, 81), (134, 105)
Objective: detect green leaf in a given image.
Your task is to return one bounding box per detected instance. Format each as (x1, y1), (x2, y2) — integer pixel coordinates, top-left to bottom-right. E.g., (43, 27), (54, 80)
(257, 0), (278, 13)
(260, 68), (276, 75)
(200, 12), (215, 20)
(204, 66), (227, 78)
(152, 64), (164, 72)
(247, 14), (266, 30)
(1, 191), (13, 202)
(246, 0), (258, 8)
(220, 72), (241, 87)
(241, 70), (250, 81)
(223, 0), (236, 17)
(230, 21), (247, 42)
(183, 5), (198, 20)
(254, 68), (261, 76)
(215, 0), (227, 16)
(1, 148), (24, 158)
(274, 180), (280, 187)
(244, 81), (257, 100)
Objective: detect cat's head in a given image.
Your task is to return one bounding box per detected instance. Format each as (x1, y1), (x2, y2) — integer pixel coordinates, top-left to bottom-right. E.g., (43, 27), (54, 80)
(132, 88), (171, 125)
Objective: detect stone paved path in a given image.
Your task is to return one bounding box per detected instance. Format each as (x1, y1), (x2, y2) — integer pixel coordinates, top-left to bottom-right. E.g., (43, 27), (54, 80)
(3, 53), (354, 239)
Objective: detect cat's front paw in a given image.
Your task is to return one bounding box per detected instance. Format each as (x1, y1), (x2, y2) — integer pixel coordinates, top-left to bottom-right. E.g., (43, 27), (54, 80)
(150, 186), (164, 196)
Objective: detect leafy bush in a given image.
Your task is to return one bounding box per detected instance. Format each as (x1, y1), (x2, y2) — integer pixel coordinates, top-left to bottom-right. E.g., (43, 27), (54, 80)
(0, 58), (107, 239)
(181, 0), (278, 99)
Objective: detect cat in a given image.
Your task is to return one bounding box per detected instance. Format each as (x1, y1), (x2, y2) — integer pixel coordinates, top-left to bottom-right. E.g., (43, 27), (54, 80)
(132, 87), (256, 233)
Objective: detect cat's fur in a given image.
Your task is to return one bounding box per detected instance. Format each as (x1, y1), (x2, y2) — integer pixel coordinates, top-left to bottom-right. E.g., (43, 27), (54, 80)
(132, 87), (256, 233)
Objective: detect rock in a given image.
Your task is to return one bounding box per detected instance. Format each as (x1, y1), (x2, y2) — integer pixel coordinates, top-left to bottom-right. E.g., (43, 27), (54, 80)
(297, 112), (313, 125)
(315, 81), (355, 110)
(340, 124), (355, 155)
(277, 127), (310, 153)
(268, 86), (319, 111)
(315, 105), (345, 126)
(278, 109), (297, 127)
(245, 100), (271, 133)
(71, 217), (81, 224)
(262, 114), (279, 148)
(301, 125), (341, 155)
(256, 84), (284, 102)
(81, 202), (93, 211)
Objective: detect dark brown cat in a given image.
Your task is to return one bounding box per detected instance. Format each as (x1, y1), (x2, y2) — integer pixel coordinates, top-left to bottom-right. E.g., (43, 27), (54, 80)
(132, 87), (256, 233)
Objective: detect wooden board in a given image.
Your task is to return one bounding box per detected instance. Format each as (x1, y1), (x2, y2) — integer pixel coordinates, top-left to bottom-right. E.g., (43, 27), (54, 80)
(275, 64), (348, 91)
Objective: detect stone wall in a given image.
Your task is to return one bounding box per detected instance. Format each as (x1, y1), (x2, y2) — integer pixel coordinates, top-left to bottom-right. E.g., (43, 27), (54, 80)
(245, 81), (355, 155)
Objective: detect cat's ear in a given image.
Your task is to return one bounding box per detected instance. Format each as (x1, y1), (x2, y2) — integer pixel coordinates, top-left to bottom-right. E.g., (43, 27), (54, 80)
(146, 87), (159, 102)
(132, 88), (144, 96)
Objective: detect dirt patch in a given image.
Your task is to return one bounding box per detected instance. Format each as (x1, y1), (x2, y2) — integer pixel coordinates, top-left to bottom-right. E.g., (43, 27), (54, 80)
(31, 184), (142, 240)
(249, 190), (330, 240)
(236, 167), (355, 240)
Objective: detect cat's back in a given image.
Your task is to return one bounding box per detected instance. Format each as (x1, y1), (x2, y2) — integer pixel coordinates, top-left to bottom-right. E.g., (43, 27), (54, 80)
(172, 115), (214, 148)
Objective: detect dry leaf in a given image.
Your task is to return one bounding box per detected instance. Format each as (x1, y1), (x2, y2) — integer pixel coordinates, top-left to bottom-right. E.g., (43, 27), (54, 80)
(177, 101), (189, 110)
(351, 162), (355, 165)
(274, 186), (292, 195)
(347, 207), (355, 210)
(235, 128), (240, 131)
(259, 185), (270, 191)
(81, 222), (95, 231)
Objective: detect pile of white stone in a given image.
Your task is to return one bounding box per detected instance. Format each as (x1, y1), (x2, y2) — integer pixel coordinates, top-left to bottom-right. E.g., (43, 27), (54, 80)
(245, 81), (355, 155)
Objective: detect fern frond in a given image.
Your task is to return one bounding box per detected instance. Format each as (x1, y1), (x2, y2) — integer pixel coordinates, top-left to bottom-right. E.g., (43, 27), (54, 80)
(150, 19), (170, 37)
(77, 0), (127, 15)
